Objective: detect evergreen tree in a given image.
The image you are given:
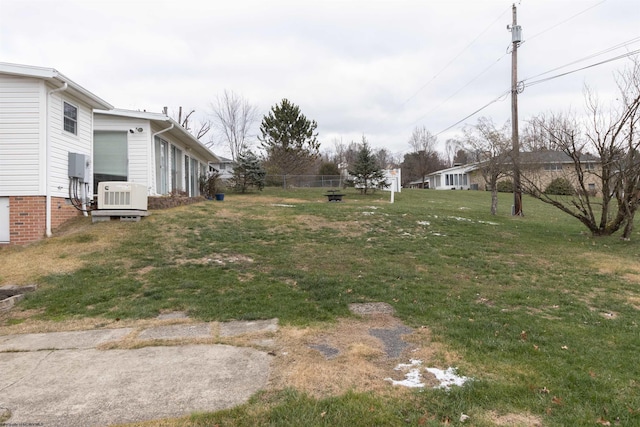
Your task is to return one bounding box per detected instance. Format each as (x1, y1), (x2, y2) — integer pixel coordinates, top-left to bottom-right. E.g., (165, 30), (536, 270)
(348, 137), (389, 194)
(259, 99), (320, 186)
(230, 151), (266, 193)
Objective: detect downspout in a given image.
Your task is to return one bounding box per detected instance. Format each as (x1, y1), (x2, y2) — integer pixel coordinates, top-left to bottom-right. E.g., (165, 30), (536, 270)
(150, 124), (174, 195)
(46, 82), (68, 237)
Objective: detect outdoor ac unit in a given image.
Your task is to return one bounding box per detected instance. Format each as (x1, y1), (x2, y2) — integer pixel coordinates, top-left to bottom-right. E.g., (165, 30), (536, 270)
(97, 182), (148, 210)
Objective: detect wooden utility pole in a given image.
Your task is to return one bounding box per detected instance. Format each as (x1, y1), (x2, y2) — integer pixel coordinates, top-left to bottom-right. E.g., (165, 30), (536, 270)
(510, 3), (523, 216)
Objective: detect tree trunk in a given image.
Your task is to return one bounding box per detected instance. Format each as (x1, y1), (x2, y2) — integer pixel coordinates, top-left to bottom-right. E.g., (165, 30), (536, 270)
(490, 188), (498, 215)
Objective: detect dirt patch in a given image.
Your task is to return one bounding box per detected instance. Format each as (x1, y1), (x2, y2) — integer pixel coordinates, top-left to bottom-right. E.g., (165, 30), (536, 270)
(582, 252), (640, 277)
(268, 315), (440, 398)
(0, 218), (138, 285)
(295, 214), (365, 237)
(628, 296), (640, 310)
(485, 410), (543, 426)
(174, 253), (254, 266)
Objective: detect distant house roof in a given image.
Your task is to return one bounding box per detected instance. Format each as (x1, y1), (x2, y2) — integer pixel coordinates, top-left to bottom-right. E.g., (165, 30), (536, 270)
(0, 62), (113, 110)
(519, 150), (599, 164)
(426, 162), (480, 178)
(95, 108), (219, 163)
(212, 155), (234, 164)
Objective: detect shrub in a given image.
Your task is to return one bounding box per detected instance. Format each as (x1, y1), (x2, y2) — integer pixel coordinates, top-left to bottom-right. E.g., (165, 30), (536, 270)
(544, 178), (574, 195)
(496, 180), (513, 193)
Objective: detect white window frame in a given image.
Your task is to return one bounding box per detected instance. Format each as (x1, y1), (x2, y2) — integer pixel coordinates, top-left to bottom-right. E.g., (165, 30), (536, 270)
(63, 101), (78, 135)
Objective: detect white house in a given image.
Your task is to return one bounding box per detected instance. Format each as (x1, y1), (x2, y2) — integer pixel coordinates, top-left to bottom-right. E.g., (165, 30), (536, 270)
(424, 163), (478, 190)
(93, 109), (219, 197)
(0, 63), (113, 245)
(209, 155), (235, 181)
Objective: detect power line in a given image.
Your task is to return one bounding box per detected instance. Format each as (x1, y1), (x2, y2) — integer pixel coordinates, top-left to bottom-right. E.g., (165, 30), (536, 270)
(431, 48), (640, 139)
(401, 5), (511, 107)
(434, 89), (510, 137)
(524, 0), (607, 43)
(522, 36), (640, 82)
(523, 49), (640, 88)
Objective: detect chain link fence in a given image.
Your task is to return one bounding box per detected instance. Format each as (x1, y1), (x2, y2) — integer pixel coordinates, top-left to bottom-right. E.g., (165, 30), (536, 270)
(265, 175), (345, 188)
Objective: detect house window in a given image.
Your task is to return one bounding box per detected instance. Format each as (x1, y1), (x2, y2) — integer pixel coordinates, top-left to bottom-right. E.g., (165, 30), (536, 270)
(544, 163), (562, 171)
(93, 131), (128, 194)
(588, 183), (596, 192)
(584, 162), (595, 171)
(190, 157), (199, 196)
(63, 102), (78, 135)
(155, 137), (169, 194)
(171, 145), (183, 192)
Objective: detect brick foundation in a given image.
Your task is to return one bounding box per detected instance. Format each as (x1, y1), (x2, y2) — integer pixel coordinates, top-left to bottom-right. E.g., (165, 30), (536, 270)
(3, 196), (83, 245)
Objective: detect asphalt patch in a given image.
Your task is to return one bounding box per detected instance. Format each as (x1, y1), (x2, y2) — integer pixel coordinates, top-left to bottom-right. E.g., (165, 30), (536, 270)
(369, 325), (413, 358)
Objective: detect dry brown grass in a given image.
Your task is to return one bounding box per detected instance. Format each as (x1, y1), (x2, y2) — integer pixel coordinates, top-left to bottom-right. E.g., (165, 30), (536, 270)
(484, 410), (543, 426)
(268, 314), (442, 398)
(0, 216), (135, 285)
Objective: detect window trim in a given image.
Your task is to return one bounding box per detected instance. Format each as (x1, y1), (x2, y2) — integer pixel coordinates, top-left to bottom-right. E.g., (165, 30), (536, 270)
(63, 101), (78, 135)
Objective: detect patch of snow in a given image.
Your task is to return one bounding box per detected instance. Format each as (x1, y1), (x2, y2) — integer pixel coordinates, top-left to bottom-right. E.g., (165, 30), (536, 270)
(361, 212), (375, 216)
(387, 360), (472, 390)
(459, 207), (471, 210)
(365, 206), (380, 210)
(271, 204), (295, 207)
(416, 221), (430, 226)
(430, 232), (446, 236)
(385, 359), (424, 388)
(449, 216), (473, 222)
(478, 220), (499, 226)
(425, 367), (471, 390)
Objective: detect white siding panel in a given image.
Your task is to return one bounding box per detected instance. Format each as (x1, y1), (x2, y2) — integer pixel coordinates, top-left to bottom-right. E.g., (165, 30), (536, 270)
(47, 87), (94, 199)
(0, 75), (43, 196)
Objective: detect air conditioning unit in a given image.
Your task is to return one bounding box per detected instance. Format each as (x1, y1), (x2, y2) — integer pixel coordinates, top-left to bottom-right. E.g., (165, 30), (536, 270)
(97, 182), (148, 210)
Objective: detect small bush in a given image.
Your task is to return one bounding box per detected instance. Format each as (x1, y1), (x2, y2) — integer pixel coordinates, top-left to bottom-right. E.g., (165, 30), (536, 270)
(545, 178), (574, 195)
(496, 180), (513, 193)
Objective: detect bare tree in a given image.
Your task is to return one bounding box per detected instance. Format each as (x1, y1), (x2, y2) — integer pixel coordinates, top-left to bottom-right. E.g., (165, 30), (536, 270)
(408, 126), (438, 188)
(463, 117), (512, 215)
(523, 60), (640, 239)
(168, 106), (213, 141)
(445, 138), (463, 167)
(210, 90), (258, 161)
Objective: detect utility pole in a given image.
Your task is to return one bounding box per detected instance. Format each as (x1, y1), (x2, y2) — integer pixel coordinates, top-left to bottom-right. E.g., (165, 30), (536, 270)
(509, 3), (523, 216)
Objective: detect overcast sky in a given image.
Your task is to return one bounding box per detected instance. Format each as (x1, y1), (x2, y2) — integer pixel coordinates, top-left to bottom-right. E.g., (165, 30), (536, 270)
(1, 0), (639, 159)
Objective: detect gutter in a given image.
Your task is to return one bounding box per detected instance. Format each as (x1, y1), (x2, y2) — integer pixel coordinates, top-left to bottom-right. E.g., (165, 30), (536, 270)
(150, 124), (174, 195)
(45, 82), (68, 237)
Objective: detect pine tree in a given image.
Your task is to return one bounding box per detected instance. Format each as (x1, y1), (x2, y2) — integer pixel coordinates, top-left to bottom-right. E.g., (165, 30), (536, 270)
(259, 99), (319, 185)
(230, 151), (266, 193)
(348, 137), (389, 194)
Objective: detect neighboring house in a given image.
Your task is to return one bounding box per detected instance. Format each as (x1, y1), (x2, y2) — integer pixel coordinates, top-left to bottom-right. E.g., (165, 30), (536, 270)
(93, 109), (219, 197)
(424, 163), (478, 190)
(466, 150), (601, 194)
(209, 155), (235, 181)
(422, 151), (601, 194)
(0, 63), (113, 245)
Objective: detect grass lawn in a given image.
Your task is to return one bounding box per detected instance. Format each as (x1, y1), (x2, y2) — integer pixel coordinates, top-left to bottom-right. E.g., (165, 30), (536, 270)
(1, 188), (639, 426)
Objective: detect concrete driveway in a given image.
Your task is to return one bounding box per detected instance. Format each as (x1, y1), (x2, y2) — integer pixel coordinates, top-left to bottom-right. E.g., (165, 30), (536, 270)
(0, 320), (277, 426)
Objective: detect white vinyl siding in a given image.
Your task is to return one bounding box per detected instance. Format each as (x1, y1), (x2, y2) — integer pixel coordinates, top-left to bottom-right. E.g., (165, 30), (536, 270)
(48, 86), (94, 198)
(0, 75), (44, 196)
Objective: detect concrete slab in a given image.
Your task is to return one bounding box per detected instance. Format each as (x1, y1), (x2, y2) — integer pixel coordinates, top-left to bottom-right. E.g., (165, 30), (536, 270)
(219, 318), (278, 337)
(137, 323), (212, 340)
(0, 344), (270, 427)
(0, 328), (134, 351)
